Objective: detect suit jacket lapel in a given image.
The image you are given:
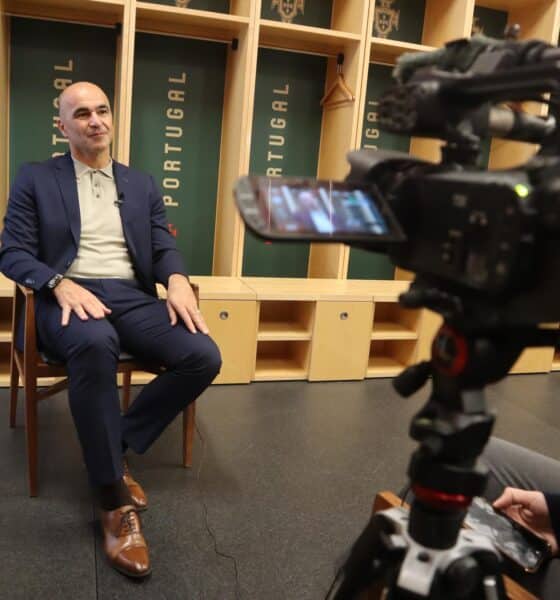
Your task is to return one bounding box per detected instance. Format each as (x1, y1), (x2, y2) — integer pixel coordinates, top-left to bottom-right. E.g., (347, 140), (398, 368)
(113, 161), (139, 260)
(54, 153), (81, 248)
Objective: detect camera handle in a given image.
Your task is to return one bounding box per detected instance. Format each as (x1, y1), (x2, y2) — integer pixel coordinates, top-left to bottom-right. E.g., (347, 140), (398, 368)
(329, 296), (560, 599)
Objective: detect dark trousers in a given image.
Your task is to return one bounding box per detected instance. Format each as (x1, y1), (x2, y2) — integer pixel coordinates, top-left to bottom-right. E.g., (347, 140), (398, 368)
(35, 279), (222, 486)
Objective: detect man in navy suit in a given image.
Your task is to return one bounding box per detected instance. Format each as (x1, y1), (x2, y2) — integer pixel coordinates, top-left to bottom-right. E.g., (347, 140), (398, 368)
(0, 81), (222, 578)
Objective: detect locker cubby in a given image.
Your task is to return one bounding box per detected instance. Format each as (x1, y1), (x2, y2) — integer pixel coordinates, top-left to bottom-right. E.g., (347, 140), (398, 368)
(257, 300), (314, 340)
(130, 31), (228, 275)
(140, 0), (230, 14)
(243, 46), (327, 277)
(259, 0), (368, 49)
(8, 17), (118, 179)
(472, 4), (508, 37)
(372, 0), (426, 45)
(254, 339), (310, 380)
(370, 0), (433, 65)
(135, 0), (250, 38)
(372, 302), (420, 340)
(3, 0), (125, 25)
(260, 0), (332, 30)
(367, 339), (417, 377)
(349, 60), (410, 280)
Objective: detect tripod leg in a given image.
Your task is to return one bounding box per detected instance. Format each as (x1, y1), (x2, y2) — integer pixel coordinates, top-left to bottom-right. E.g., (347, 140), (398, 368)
(330, 513), (406, 600)
(437, 550), (507, 600)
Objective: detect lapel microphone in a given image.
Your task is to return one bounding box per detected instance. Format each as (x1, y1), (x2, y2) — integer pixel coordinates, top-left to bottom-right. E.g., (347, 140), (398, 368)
(114, 192), (125, 207)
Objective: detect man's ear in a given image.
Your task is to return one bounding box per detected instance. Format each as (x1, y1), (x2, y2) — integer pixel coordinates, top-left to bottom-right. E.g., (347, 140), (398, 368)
(57, 118), (67, 138)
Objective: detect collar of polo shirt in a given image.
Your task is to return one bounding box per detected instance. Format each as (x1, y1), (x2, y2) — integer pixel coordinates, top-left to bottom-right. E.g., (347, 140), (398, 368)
(72, 156), (114, 180)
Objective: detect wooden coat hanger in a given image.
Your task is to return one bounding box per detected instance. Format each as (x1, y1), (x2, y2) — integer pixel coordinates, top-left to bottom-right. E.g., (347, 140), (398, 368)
(320, 53), (355, 109)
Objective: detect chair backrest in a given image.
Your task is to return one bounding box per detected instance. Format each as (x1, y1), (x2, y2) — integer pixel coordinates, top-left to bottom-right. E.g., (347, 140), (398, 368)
(12, 284), (41, 369)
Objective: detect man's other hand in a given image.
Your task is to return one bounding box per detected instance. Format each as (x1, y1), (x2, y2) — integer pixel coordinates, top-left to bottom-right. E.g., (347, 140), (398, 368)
(166, 274), (209, 334)
(493, 487), (559, 555)
(53, 278), (112, 326)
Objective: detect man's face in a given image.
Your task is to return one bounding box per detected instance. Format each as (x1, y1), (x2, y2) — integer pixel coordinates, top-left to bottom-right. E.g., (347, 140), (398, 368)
(282, 0), (295, 14)
(58, 83), (113, 159)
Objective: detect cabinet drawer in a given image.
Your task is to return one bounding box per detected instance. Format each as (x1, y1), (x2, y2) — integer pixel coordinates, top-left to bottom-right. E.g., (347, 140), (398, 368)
(308, 301), (372, 381)
(200, 300), (258, 384)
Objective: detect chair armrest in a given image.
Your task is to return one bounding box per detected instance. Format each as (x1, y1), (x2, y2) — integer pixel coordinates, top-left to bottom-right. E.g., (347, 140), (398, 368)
(156, 282), (200, 304)
(17, 283), (34, 298)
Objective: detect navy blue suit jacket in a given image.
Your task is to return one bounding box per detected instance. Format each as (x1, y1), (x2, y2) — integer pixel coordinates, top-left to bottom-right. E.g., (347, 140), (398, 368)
(0, 153), (188, 295)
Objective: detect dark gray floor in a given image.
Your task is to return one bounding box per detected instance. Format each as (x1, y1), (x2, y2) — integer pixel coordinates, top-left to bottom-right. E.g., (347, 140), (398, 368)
(2, 373), (560, 599)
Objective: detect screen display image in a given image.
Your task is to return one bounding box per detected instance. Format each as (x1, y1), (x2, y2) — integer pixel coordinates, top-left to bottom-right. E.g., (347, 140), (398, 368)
(464, 497), (550, 572)
(258, 180), (391, 236)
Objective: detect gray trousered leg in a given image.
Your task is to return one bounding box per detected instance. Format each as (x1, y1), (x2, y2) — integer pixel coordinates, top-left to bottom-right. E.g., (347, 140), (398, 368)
(481, 437), (560, 599)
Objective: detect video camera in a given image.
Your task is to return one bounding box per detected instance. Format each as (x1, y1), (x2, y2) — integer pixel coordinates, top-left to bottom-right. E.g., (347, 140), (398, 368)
(236, 33), (560, 599)
(236, 33), (560, 330)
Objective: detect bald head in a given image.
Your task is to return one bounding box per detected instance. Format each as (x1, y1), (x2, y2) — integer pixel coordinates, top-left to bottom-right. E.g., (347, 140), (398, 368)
(58, 82), (110, 119)
(57, 81), (114, 168)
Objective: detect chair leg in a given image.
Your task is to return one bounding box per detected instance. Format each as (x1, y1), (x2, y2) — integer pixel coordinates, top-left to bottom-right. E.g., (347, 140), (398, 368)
(9, 355), (19, 428)
(122, 370), (132, 412)
(23, 375), (39, 497)
(182, 402), (196, 468)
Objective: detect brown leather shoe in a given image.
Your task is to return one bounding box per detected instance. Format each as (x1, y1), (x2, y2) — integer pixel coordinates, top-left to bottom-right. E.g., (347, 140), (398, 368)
(123, 459), (148, 512)
(101, 505), (151, 578)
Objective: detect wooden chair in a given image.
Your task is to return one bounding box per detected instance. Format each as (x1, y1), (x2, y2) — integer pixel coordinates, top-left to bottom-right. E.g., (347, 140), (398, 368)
(9, 282), (198, 497)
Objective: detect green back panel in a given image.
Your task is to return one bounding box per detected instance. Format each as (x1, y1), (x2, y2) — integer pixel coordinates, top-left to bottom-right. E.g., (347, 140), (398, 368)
(9, 18), (116, 180)
(372, 0), (425, 44)
(472, 6), (508, 38)
(261, 1), (332, 28)
(141, 0), (229, 11)
(349, 63), (409, 280)
(130, 33), (226, 275)
(243, 48), (326, 277)
(360, 64), (410, 154)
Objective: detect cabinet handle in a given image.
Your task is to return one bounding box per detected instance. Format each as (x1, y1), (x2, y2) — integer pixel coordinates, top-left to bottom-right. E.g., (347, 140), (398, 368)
(340, 311), (349, 320)
(219, 310), (229, 320)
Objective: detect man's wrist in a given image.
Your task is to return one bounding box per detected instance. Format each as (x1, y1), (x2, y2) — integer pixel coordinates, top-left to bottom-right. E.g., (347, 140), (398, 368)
(46, 273), (64, 291)
(168, 273), (190, 286)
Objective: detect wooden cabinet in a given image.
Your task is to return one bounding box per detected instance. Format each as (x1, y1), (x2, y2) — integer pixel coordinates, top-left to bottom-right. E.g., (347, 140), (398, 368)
(242, 278), (422, 381)
(199, 301), (258, 383)
(308, 300), (372, 381)
(193, 276), (258, 384)
(1, 1), (560, 383)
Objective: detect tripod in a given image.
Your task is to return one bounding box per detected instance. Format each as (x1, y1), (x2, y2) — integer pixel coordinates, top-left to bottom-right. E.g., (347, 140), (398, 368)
(328, 287), (559, 600)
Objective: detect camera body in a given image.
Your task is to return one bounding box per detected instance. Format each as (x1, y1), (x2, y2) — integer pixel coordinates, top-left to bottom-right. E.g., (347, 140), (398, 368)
(346, 149), (560, 328)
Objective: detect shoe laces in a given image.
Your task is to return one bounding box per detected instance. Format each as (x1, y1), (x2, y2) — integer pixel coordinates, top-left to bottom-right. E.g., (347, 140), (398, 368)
(120, 510), (141, 536)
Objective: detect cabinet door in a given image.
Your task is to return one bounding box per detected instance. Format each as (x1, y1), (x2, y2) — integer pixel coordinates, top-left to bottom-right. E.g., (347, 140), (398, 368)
(308, 301), (373, 381)
(200, 300), (257, 384)
(510, 348), (554, 375)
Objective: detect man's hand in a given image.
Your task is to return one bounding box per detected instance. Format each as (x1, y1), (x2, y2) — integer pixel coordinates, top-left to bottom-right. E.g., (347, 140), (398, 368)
(53, 278), (112, 326)
(493, 487), (559, 555)
(166, 274), (208, 334)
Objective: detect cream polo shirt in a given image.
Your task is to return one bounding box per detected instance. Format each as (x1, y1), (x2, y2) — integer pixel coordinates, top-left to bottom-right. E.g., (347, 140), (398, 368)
(65, 157), (136, 280)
